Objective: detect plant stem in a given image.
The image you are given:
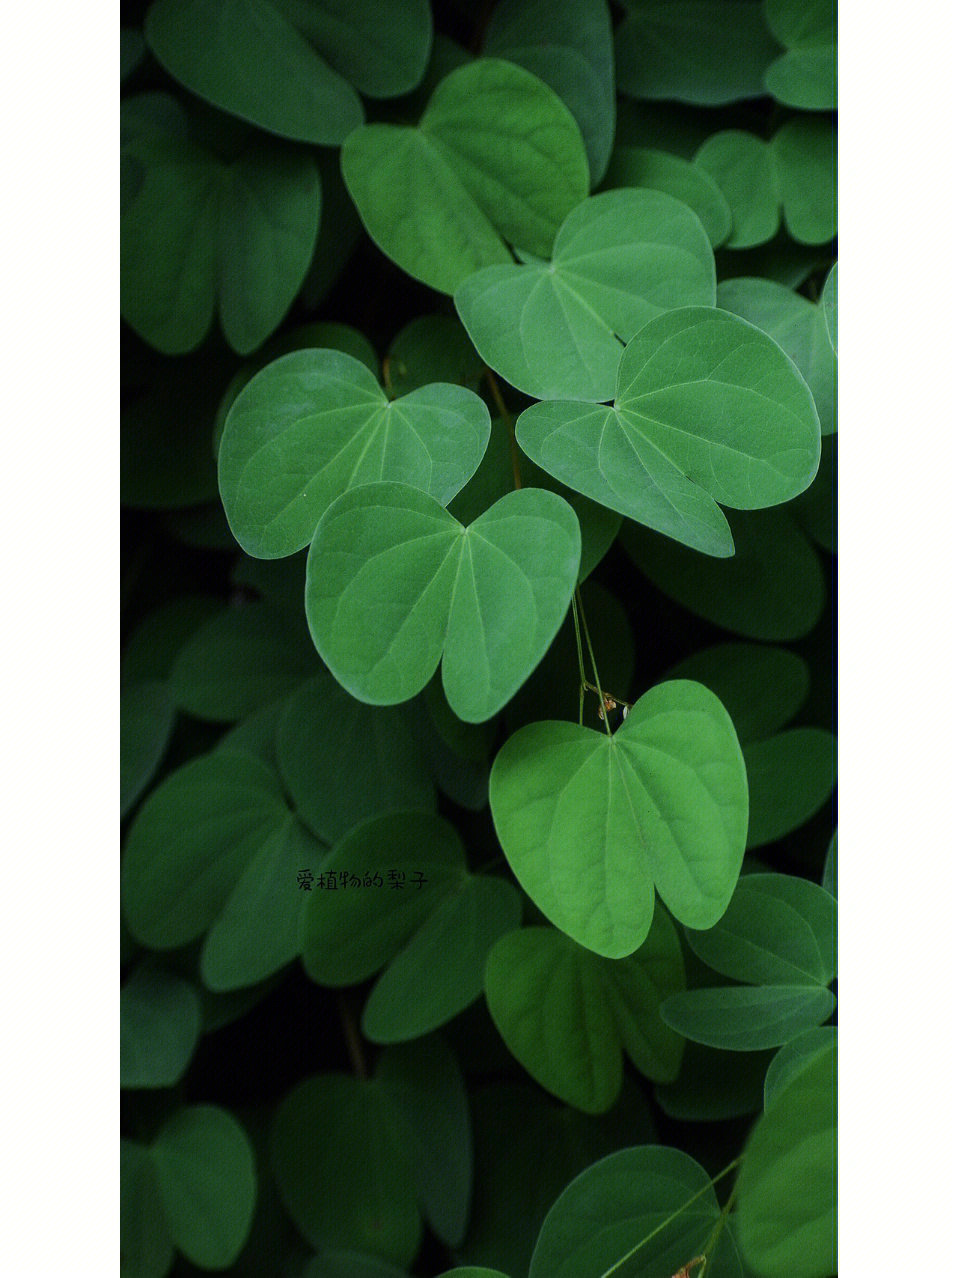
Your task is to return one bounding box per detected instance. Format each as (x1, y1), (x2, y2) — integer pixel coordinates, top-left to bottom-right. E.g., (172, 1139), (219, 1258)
(337, 993), (368, 1080)
(484, 367), (523, 489)
(571, 594), (587, 726)
(576, 586), (612, 737)
(382, 354), (395, 397)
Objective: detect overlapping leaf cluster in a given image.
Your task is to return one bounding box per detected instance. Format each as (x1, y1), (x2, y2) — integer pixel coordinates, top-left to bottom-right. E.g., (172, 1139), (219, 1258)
(122, 1), (837, 1274)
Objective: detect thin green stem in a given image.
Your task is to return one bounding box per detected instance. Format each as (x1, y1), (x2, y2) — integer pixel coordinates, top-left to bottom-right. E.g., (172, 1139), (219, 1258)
(700, 1181), (739, 1264)
(598, 1157), (742, 1278)
(337, 993), (368, 1080)
(484, 367), (523, 489)
(576, 586), (612, 737)
(571, 594), (587, 726)
(382, 354), (395, 397)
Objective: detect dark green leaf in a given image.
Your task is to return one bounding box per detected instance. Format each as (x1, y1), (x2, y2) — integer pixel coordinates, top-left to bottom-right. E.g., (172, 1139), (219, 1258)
(603, 145), (732, 246)
(743, 728), (837, 847)
(694, 131), (780, 249)
(764, 1025), (836, 1106)
(122, 596), (224, 684)
(121, 680), (177, 817)
(654, 1041), (774, 1121)
(385, 315), (483, 398)
(302, 1255), (410, 1278)
(665, 643), (809, 743)
(660, 984), (835, 1050)
(771, 118), (837, 245)
(821, 830), (836, 898)
(121, 962), (202, 1088)
(764, 0), (837, 110)
(122, 1141), (174, 1278)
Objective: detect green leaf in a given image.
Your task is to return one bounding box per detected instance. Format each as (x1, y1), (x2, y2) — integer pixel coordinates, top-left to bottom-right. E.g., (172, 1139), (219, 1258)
(654, 1041), (774, 1121)
(735, 1043), (837, 1277)
(717, 277), (836, 435)
(270, 1074), (421, 1263)
(385, 315), (483, 397)
(660, 984), (835, 1051)
(150, 1105), (256, 1269)
(684, 873), (837, 987)
(169, 601), (319, 721)
(305, 482), (580, 722)
(616, 1), (779, 105)
(620, 508), (826, 640)
(603, 145), (732, 247)
(276, 674), (435, 845)
(218, 348), (489, 558)
(516, 306), (820, 556)
(121, 680), (176, 817)
(121, 962), (202, 1088)
(122, 596), (224, 683)
(529, 1145), (743, 1278)
(664, 643), (809, 743)
(122, 95), (320, 355)
(743, 728), (836, 847)
(122, 28), (146, 81)
(490, 680), (748, 958)
(793, 431), (836, 553)
(764, 0), (837, 110)
(771, 118), (837, 245)
(821, 262), (837, 353)
(455, 190), (716, 403)
(821, 830), (837, 898)
(375, 1037), (472, 1246)
(694, 131), (780, 249)
(301, 812), (522, 1041)
(122, 1141), (174, 1278)
(484, 913), (685, 1113)
(122, 749), (324, 990)
(764, 1025), (836, 1107)
(302, 1255), (410, 1278)
(341, 59), (589, 294)
(483, 0), (615, 184)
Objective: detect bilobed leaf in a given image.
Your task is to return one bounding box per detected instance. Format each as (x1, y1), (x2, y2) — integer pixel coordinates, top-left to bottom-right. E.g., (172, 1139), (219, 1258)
(484, 913), (685, 1113)
(122, 1141), (174, 1278)
(694, 131), (780, 249)
(121, 679), (176, 817)
(764, 0), (837, 110)
(150, 1105), (256, 1269)
(621, 507), (826, 640)
(305, 482), (580, 722)
(490, 680), (748, 958)
(385, 315), (483, 397)
(169, 601), (319, 721)
(660, 984), (835, 1051)
(665, 643), (809, 743)
(684, 873), (837, 987)
(455, 190), (716, 403)
(603, 145), (732, 246)
(718, 276), (836, 435)
(270, 1074), (421, 1263)
(276, 674), (435, 845)
(529, 1145), (743, 1278)
(341, 59), (589, 294)
(743, 728), (837, 847)
(771, 118), (837, 245)
(301, 813), (521, 1040)
(219, 349), (490, 559)
(121, 962), (202, 1088)
(735, 1043), (837, 1277)
(516, 306), (821, 556)
(764, 1025), (836, 1107)
(483, 0), (615, 183)
(616, 1), (779, 105)
(122, 94), (320, 355)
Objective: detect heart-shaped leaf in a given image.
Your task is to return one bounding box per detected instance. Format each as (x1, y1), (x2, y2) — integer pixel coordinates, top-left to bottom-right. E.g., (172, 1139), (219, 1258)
(516, 306), (821, 557)
(694, 131), (780, 249)
(743, 728), (836, 847)
(301, 812), (522, 1041)
(483, 0), (615, 184)
(660, 984), (835, 1051)
(529, 1145), (743, 1278)
(305, 482), (580, 722)
(489, 679), (748, 958)
(121, 962), (202, 1089)
(455, 190), (716, 403)
(218, 348), (491, 558)
(718, 276), (836, 435)
(764, 0), (837, 110)
(122, 94), (320, 355)
(341, 59), (589, 294)
(603, 145), (733, 246)
(665, 643), (810, 743)
(484, 913), (685, 1113)
(735, 1043), (837, 1276)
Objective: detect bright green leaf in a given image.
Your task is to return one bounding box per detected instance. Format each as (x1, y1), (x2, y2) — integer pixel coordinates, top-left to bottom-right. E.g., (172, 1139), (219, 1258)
(121, 680), (176, 817)
(121, 962), (202, 1088)
(764, 0), (837, 110)
(665, 643), (809, 742)
(218, 348), (489, 558)
(743, 728), (837, 847)
(661, 984), (835, 1050)
(770, 118), (837, 245)
(122, 94), (320, 355)
(341, 59), (589, 294)
(150, 1105), (256, 1269)
(456, 190), (716, 403)
(169, 601), (319, 721)
(305, 482), (580, 722)
(516, 306), (820, 556)
(621, 507), (826, 640)
(529, 1145), (743, 1278)
(694, 131), (780, 249)
(684, 873), (837, 987)
(718, 276), (836, 435)
(736, 1043), (837, 1276)
(122, 1141), (174, 1278)
(385, 315), (483, 398)
(490, 680), (748, 958)
(484, 0), (615, 183)
(484, 913), (685, 1113)
(603, 145), (732, 247)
